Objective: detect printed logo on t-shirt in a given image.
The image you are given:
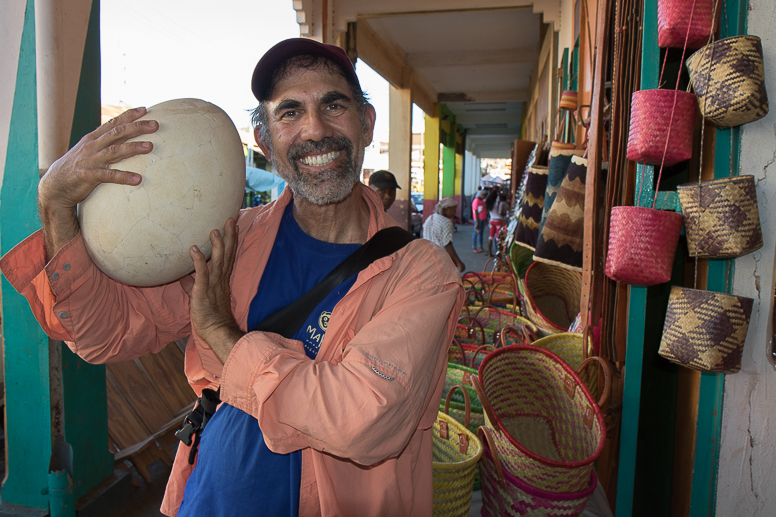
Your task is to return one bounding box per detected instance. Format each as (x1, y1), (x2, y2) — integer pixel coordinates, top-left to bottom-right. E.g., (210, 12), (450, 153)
(318, 311), (331, 331)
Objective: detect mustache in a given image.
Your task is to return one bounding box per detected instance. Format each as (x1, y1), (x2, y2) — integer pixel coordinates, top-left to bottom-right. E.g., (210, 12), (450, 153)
(287, 136), (354, 163)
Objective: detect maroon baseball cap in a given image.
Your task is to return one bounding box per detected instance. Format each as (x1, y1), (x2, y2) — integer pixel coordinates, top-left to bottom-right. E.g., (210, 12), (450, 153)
(251, 38), (360, 102)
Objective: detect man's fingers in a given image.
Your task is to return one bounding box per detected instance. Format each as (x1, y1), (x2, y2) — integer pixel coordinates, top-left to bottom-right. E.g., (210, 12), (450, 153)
(91, 107), (150, 140)
(94, 168), (142, 186)
(189, 245), (210, 286)
(99, 140), (154, 166)
(222, 219), (238, 277)
(208, 229), (225, 281)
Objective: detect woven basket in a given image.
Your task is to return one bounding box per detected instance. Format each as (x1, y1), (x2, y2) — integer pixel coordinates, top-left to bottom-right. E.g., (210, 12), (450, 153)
(677, 175), (763, 259)
(470, 305), (538, 347)
(626, 89), (697, 166)
(540, 149), (583, 240)
(433, 387), (484, 517)
(518, 262), (582, 335)
(605, 206), (684, 286)
(657, 0), (718, 49)
(530, 333), (601, 396)
(478, 427), (597, 517)
(686, 35), (769, 128)
(659, 286), (754, 373)
(559, 91), (579, 111)
(441, 363), (484, 434)
(471, 346), (606, 493)
(509, 241), (535, 280)
(535, 155), (588, 271)
(515, 166), (550, 250)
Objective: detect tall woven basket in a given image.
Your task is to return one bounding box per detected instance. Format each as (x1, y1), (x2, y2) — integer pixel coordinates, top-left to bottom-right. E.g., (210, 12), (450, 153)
(605, 206), (684, 286)
(471, 346), (606, 493)
(518, 262), (581, 335)
(515, 166), (550, 250)
(686, 35), (769, 128)
(658, 286), (754, 373)
(677, 175), (763, 259)
(477, 427), (597, 517)
(433, 386), (484, 517)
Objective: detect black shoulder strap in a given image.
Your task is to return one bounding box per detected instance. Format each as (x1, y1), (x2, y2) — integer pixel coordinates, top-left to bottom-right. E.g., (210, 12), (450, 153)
(255, 226), (415, 338)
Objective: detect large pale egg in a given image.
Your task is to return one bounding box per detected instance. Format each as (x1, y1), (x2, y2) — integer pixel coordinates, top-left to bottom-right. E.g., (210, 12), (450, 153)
(78, 98), (246, 286)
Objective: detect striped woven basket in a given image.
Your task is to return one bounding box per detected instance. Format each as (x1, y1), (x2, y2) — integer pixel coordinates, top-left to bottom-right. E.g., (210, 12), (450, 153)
(471, 346), (606, 493)
(518, 262), (582, 335)
(433, 386), (484, 517)
(478, 427), (597, 517)
(440, 363), (484, 434)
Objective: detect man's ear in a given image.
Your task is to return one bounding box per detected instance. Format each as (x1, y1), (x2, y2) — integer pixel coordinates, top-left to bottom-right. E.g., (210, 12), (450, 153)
(362, 104), (377, 147)
(255, 127), (272, 162)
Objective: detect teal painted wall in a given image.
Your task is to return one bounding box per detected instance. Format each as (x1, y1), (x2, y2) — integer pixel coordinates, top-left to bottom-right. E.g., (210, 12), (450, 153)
(0, 0), (52, 508)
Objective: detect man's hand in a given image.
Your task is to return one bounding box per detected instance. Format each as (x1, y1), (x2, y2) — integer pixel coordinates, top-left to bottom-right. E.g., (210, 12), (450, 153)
(180, 218), (244, 364)
(38, 107), (158, 259)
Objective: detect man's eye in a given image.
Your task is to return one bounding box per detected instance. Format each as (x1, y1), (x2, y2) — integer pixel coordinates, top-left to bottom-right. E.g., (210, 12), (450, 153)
(280, 110), (298, 119)
(326, 103), (343, 111)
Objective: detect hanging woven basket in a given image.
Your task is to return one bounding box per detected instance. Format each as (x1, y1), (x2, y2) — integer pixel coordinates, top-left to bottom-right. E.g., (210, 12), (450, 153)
(605, 206), (684, 286)
(677, 175), (763, 259)
(518, 262), (581, 335)
(686, 35), (769, 128)
(657, 0), (719, 49)
(515, 166), (549, 250)
(559, 90), (579, 111)
(627, 89), (697, 166)
(658, 286), (754, 373)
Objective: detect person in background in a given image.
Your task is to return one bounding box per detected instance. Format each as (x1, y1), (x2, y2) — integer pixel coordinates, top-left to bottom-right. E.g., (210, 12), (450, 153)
(423, 197), (465, 272)
(368, 169), (401, 211)
(471, 189), (488, 253)
(486, 189), (508, 257)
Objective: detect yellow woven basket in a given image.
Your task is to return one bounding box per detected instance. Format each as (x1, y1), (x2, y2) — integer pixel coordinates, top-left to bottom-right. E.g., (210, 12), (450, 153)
(433, 386), (484, 517)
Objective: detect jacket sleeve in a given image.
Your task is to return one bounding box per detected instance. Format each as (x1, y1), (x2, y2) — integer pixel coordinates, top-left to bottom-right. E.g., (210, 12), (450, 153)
(0, 230), (192, 363)
(219, 244), (464, 466)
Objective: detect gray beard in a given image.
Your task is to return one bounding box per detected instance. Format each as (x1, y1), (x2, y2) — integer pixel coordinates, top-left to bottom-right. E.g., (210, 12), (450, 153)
(278, 136), (361, 206)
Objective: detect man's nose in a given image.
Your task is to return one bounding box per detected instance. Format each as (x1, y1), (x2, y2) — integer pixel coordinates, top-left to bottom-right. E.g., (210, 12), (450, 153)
(299, 110), (330, 141)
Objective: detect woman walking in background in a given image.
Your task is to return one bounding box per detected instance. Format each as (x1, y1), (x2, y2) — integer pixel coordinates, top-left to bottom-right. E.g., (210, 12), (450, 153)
(486, 189), (508, 257)
(471, 189), (488, 253)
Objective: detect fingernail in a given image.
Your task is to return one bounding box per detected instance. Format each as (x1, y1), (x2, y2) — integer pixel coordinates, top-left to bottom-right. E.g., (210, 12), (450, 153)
(191, 246), (198, 253)
(141, 142), (151, 149)
(137, 107), (146, 112)
(130, 174), (141, 182)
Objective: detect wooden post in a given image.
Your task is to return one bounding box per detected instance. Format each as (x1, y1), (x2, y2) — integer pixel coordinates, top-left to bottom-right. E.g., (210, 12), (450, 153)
(422, 104), (440, 221)
(387, 75), (413, 231)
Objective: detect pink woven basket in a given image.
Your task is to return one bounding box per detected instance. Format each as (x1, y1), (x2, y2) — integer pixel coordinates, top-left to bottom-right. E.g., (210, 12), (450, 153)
(478, 427), (597, 517)
(626, 89), (697, 166)
(658, 0), (719, 49)
(605, 206), (684, 286)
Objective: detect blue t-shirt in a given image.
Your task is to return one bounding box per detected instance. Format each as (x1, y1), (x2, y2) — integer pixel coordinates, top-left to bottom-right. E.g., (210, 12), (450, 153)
(178, 203), (359, 516)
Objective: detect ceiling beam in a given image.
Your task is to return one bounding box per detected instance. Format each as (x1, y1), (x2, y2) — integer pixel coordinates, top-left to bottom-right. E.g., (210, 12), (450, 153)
(408, 48), (536, 68)
(355, 19), (407, 89)
(438, 90), (528, 103)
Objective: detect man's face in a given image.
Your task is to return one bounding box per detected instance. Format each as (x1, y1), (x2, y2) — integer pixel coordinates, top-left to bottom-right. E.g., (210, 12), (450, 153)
(377, 187), (396, 211)
(256, 66), (376, 206)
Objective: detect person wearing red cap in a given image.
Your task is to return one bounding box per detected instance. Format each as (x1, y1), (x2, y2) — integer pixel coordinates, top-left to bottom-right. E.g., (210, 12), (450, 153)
(2, 38), (463, 516)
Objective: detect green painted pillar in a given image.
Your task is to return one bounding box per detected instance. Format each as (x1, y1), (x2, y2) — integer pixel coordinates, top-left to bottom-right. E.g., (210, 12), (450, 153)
(1, 0), (52, 508)
(1, 0), (113, 510)
(440, 104), (456, 198)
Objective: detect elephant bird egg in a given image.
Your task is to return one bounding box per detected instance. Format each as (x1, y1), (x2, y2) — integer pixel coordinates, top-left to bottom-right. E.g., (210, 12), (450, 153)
(78, 98), (245, 286)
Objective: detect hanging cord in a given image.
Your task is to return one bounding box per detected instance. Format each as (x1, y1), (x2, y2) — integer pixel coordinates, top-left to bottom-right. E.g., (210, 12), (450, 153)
(693, 0), (721, 289)
(635, 0), (698, 208)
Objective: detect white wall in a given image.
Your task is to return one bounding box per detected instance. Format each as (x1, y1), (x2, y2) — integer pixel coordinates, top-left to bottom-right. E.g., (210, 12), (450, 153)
(717, 0), (776, 513)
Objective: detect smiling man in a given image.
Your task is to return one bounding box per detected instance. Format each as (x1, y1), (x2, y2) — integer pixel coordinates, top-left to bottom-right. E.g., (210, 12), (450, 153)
(0, 39), (463, 516)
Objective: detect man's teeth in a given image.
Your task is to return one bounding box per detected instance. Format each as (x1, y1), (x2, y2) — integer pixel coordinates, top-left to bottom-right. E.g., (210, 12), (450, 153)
(300, 151), (341, 166)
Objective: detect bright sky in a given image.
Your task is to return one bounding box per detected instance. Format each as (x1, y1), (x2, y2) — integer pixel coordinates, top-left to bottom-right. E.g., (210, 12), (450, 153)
(100, 0), (426, 144)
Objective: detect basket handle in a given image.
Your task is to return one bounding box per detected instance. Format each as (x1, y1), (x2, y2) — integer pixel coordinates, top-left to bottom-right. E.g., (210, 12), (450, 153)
(499, 325), (537, 346)
(577, 356), (612, 409)
(443, 384), (471, 429)
(448, 339), (466, 366)
(470, 345), (496, 368)
(470, 376), (499, 433)
(477, 426), (506, 489)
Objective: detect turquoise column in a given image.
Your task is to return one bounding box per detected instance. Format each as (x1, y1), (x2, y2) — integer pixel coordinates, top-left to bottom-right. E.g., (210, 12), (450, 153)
(0, 0), (52, 508)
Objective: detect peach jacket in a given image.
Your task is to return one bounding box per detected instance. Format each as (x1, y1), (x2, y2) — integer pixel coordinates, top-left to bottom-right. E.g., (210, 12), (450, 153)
(0, 186), (464, 517)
